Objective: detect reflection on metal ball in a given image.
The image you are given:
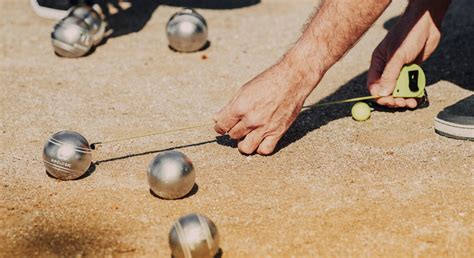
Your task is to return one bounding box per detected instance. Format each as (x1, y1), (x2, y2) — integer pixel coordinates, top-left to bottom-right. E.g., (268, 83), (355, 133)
(43, 130), (92, 180)
(166, 8), (208, 52)
(51, 5), (106, 58)
(69, 5), (106, 44)
(51, 16), (93, 58)
(147, 151), (195, 199)
(169, 213), (220, 258)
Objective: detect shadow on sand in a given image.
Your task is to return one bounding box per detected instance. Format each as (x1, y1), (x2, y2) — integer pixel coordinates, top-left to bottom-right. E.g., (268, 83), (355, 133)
(269, 0), (473, 153)
(94, 139), (217, 165)
(92, 0), (260, 40)
(88, 0), (471, 156)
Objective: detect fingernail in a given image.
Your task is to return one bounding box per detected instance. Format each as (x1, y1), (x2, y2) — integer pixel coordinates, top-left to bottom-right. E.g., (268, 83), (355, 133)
(379, 88), (392, 97)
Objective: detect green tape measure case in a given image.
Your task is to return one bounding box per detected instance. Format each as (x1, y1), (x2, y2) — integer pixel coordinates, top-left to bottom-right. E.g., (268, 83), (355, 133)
(393, 64), (426, 98)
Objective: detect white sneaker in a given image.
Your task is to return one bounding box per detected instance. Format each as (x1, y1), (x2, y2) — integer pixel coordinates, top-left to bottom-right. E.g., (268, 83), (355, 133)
(30, 0), (80, 19)
(434, 94), (474, 141)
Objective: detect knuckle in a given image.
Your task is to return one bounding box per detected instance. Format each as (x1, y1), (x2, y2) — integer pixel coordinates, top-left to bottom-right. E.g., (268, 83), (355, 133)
(266, 124), (283, 137)
(431, 30), (441, 41)
(244, 115), (261, 128)
(231, 101), (248, 116)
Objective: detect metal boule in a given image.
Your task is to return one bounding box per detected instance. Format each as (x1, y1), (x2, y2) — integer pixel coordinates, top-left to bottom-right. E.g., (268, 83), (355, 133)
(51, 16), (93, 58)
(42, 130), (92, 180)
(169, 213), (220, 258)
(147, 151), (195, 199)
(166, 8), (208, 52)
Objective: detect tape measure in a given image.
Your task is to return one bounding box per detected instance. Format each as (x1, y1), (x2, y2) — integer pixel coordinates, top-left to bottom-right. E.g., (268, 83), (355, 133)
(393, 63), (426, 98)
(91, 64), (428, 148)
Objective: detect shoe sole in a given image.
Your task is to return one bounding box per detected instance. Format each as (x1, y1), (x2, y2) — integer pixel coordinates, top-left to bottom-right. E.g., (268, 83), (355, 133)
(434, 117), (474, 141)
(30, 0), (70, 20)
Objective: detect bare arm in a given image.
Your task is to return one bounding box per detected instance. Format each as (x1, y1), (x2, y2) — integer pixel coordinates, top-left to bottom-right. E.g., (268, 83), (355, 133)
(286, 0), (392, 90)
(213, 0), (391, 155)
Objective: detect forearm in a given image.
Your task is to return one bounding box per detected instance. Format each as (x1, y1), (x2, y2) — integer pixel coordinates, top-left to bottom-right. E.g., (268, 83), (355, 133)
(282, 0), (391, 93)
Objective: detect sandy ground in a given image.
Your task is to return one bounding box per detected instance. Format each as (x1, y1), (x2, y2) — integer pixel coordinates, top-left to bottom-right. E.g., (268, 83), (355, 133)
(1, 0), (473, 257)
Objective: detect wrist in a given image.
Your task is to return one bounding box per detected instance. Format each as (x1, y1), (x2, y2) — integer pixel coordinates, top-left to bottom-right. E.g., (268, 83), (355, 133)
(280, 43), (324, 94)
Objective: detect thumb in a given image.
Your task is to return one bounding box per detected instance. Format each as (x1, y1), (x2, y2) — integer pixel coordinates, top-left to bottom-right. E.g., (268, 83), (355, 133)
(378, 54), (406, 97)
(368, 45), (406, 97)
(367, 51), (385, 97)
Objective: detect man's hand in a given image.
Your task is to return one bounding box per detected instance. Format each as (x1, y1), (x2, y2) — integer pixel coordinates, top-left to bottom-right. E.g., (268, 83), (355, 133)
(213, 61), (313, 155)
(368, 0), (451, 108)
(214, 0), (392, 155)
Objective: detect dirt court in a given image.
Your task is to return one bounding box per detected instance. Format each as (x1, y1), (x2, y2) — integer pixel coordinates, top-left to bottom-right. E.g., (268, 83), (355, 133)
(1, 0), (473, 257)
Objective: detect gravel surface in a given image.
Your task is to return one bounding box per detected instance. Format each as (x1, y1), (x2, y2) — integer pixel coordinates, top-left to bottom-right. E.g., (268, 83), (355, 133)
(1, 0), (473, 257)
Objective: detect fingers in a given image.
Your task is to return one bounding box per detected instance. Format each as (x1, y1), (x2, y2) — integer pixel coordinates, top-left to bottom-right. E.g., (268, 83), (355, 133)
(368, 42), (419, 109)
(394, 97), (420, 108)
(394, 98), (406, 108)
(376, 96), (396, 107)
(213, 106), (240, 135)
(221, 118), (284, 155)
(214, 117), (239, 135)
(376, 97), (419, 108)
(378, 54), (405, 97)
(367, 41), (388, 98)
(237, 127), (285, 155)
(237, 129), (265, 155)
(405, 98), (418, 108)
(227, 121), (252, 140)
(256, 135), (281, 155)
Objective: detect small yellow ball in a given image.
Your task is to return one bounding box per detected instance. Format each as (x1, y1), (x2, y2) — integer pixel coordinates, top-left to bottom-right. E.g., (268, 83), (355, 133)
(351, 102), (371, 121)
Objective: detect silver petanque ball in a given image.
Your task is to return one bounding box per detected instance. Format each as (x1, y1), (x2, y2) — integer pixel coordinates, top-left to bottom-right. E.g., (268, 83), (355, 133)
(166, 8), (208, 52)
(169, 213), (220, 258)
(147, 151), (195, 199)
(42, 131), (92, 180)
(51, 16), (93, 58)
(69, 5), (106, 44)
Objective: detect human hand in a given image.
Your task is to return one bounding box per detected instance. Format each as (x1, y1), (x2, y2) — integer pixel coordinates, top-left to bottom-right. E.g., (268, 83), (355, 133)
(212, 0), (404, 155)
(367, 0), (450, 108)
(213, 62), (315, 155)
